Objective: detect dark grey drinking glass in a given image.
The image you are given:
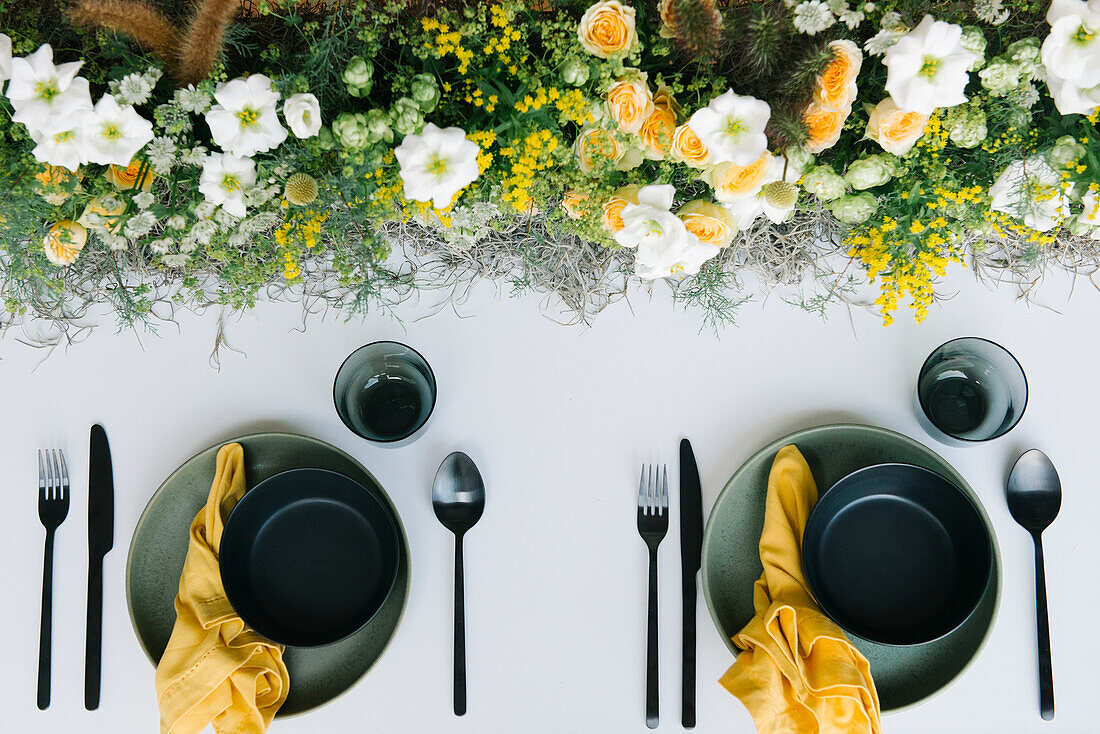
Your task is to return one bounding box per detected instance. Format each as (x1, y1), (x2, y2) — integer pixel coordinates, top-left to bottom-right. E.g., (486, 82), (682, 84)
(334, 341), (437, 443)
(916, 337), (1027, 446)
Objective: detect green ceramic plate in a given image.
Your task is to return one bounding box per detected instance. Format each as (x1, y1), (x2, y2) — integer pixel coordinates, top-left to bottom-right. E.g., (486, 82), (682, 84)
(126, 432), (410, 717)
(701, 424), (1001, 713)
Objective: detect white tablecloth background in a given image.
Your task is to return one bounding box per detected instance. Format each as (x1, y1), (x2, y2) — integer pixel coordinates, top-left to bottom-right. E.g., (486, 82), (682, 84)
(2, 267), (1097, 733)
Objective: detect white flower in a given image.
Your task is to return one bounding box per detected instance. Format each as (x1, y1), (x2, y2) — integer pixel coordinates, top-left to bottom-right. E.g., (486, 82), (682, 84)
(395, 122), (480, 209)
(865, 28), (906, 56)
(283, 92), (322, 139)
(6, 44), (92, 135)
(191, 218), (218, 243)
(83, 94), (155, 166)
(974, 0), (1011, 25)
(989, 157), (1071, 232)
(123, 210), (156, 238)
(149, 237), (173, 255)
(1041, 0), (1100, 114)
(723, 196), (766, 230)
(198, 152), (256, 218)
(112, 71), (155, 105)
(193, 201), (217, 219)
(133, 191), (156, 210)
(145, 136), (177, 174)
(162, 253), (190, 268)
(165, 214), (187, 230)
(687, 90), (771, 166)
(884, 15), (977, 114)
(31, 124), (86, 171)
(0, 33), (11, 84)
(614, 184), (721, 279)
(205, 74), (287, 156)
(793, 1), (837, 35)
(181, 145), (208, 167)
(174, 84), (211, 114)
(103, 232), (129, 251)
(839, 7), (865, 28)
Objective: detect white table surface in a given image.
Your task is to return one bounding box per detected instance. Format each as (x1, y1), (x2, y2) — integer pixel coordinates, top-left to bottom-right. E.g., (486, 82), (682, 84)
(2, 266), (1097, 734)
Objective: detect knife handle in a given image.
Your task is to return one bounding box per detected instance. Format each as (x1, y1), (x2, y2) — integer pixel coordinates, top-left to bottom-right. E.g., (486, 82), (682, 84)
(682, 574), (697, 729)
(85, 558), (103, 711)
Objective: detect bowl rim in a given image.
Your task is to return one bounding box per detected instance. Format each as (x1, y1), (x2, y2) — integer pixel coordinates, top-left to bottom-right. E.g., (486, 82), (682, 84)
(332, 340), (438, 444)
(218, 466), (403, 648)
(801, 461), (995, 647)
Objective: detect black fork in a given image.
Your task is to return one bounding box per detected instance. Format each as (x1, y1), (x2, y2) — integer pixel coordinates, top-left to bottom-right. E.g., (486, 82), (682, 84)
(637, 464), (669, 730)
(37, 449), (70, 711)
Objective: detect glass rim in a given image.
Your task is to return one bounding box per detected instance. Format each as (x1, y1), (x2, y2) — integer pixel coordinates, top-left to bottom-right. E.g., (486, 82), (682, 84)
(917, 336), (1028, 443)
(332, 340), (438, 443)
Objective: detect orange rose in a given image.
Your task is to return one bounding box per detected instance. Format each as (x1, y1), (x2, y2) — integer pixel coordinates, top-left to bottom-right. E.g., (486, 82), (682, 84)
(803, 102), (849, 154)
(638, 85), (679, 159)
(602, 184), (640, 232)
(866, 98), (929, 155)
(575, 127), (625, 174)
(669, 123), (711, 169)
(606, 73), (654, 134)
(43, 220), (88, 266)
(707, 152), (773, 203)
(814, 40), (863, 112)
(562, 189), (592, 219)
(107, 159), (155, 191)
(577, 0), (637, 59)
(677, 200), (738, 248)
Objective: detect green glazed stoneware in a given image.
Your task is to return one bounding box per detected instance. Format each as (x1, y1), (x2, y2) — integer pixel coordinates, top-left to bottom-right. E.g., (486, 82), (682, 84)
(701, 423), (1001, 713)
(126, 432), (410, 717)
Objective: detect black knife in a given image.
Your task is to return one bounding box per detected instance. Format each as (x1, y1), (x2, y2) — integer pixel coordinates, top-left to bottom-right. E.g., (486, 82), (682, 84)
(86, 424), (114, 711)
(680, 439), (703, 729)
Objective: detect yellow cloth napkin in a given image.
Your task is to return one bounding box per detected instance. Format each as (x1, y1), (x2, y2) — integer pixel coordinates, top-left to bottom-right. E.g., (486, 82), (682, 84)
(720, 445), (882, 734)
(155, 443), (289, 734)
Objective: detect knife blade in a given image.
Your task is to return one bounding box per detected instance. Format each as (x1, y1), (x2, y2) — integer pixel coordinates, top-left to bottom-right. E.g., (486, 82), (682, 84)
(680, 438), (703, 729)
(86, 424), (114, 711)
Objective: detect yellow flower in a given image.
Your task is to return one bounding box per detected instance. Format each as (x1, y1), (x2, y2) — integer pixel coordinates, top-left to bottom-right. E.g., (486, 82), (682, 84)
(562, 189), (591, 219)
(35, 165), (80, 205)
(677, 200), (738, 248)
(606, 72), (654, 134)
(43, 220), (87, 266)
(803, 102), (849, 154)
(577, 0), (637, 58)
(638, 85), (679, 160)
(865, 98), (928, 155)
(669, 123), (711, 169)
(107, 160), (155, 192)
(575, 127), (624, 174)
(707, 152), (773, 203)
(602, 184), (640, 233)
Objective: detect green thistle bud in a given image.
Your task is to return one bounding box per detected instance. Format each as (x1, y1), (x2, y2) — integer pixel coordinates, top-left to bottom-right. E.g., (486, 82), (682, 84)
(830, 193), (878, 224)
(333, 112), (370, 151)
(762, 181), (798, 210)
(392, 98), (425, 137)
(410, 74), (441, 112)
(343, 56), (374, 98)
(284, 173), (319, 206)
(562, 58), (590, 87)
(365, 109), (394, 144)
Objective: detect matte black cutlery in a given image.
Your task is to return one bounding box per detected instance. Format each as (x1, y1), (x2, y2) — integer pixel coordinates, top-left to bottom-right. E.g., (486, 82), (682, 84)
(679, 440), (703, 729)
(637, 464), (668, 729)
(85, 424), (114, 710)
(37, 449), (70, 710)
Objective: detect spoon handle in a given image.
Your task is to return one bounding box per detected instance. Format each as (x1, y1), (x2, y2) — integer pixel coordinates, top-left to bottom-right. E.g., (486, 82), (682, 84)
(454, 534), (467, 716)
(1033, 534), (1054, 720)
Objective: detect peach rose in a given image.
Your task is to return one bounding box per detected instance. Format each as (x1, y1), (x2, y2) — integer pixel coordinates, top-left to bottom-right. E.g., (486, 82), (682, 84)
(814, 40), (862, 112)
(606, 73), (654, 134)
(677, 200), (738, 248)
(638, 86), (678, 159)
(77, 196), (127, 233)
(707, 151), (774, 203)
(35, 165), (80, 205)
(865, 98), (929, 155)
(803, 102), (849, 154)
(575, 127), (625, 174)
(602, 184), (641, 232)
(578, 0), (637, 59)
(107, 159), (155, 191)
(562, 189), (592, 219)
(43, 220), (88, 266)
(669, 123), (711, 169)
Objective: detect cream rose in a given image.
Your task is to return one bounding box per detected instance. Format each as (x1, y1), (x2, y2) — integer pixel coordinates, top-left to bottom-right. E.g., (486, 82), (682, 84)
(606, 73), (654, 134)
(669, 123), (711, 169)
(43, 220), (87, 265)
(803, 102), (849, 154)
(575, 127), (625, 174)
(578, 0), (637, 59)
(638, 85), (678, 159)
(677, 200), (738, 248)
(814, 40), (863, 112)
(865, 98), (929, 155)
(107, 159), (155, 191)
(562, 189), (591, 219)
(602, 184), (641, 232)
(707, 152), (774, 203)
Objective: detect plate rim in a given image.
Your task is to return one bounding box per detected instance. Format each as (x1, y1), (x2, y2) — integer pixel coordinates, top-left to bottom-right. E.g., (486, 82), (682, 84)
(699, 422), (1002, 715)
(124, 431), (412, 719)
(218, 466), (403, 648)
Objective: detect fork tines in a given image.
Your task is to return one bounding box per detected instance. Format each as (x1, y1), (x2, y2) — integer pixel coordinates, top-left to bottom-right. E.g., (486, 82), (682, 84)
(38, 449), (70, 502)
(637, 464), (669, 519)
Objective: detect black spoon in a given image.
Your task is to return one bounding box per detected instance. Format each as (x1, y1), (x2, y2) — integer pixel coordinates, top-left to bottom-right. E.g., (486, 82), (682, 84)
(433, 452), (485, 716)
(1006, 449), (1061, 721)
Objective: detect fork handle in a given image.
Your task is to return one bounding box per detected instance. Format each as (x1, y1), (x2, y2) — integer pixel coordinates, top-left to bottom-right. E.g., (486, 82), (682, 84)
(646, 547), (659, 729)
(38, 531), (55, 710)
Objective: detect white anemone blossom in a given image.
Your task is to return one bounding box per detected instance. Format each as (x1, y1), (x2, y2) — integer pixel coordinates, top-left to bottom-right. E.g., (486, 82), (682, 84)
(31, 123), (86, 170)
(205, 74), (288, 157)
(615, 184), (720, 279)
(687, 90), (771, 167)
(395, 123), (480, 209)
(884, 15), (977, 114)
(198, 152), (257, 218)
(0, 33), (11, 88)
(83, 94), (154, 167)
(989, 157), (1071, 232)
(5, 44), (92, 135)
(283, 92), (322, 139)
(1041, 0), (1100, 114)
